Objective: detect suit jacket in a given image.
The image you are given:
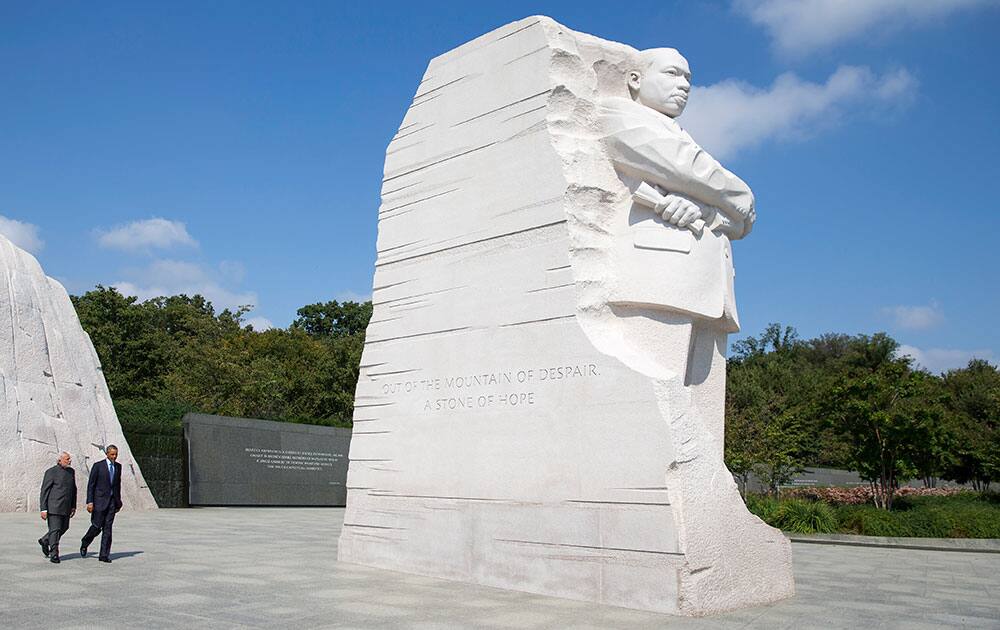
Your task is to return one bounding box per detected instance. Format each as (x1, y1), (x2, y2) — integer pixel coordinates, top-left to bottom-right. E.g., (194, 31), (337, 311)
(600, 97), (749, 330)
(87, 459), (123, 512)
(40, 465), (77, 515)
(600, 97), (754, 228)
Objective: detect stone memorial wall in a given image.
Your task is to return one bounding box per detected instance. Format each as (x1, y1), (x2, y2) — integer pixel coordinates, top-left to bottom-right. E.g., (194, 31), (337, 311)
(184, 413), (351, 506)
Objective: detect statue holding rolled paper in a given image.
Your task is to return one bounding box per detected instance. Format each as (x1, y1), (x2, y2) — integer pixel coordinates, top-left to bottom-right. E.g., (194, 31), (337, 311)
(601, 47), (755, 243)
(601, 48), (756, 344)
(598, 46), (755, 426)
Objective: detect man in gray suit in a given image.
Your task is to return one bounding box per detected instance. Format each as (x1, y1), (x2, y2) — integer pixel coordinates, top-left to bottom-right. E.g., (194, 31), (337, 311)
(39, 451), (77, 564)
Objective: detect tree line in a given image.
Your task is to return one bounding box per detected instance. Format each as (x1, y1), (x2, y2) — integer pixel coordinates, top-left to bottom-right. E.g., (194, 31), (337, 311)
(726, 324), (998, 509)
(72, 288), (997, 510)
(72, 286), (370, 427)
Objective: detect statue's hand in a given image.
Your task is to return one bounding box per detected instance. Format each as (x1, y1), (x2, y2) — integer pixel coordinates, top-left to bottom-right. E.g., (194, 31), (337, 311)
(742, 208), (755, 237)
(655, 193), (716, 229)
(723, 194), (755, 239)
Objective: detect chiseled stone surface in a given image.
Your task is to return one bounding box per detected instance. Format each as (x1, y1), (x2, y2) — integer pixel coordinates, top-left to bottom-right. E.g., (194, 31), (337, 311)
(338, 16), (791, 615)
(1, 508), (998, 629)
(0, 234), (156, 512)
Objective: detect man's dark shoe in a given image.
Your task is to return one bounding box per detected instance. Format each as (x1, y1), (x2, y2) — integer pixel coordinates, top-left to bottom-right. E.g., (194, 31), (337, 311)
(98, 557), (111, 563)
(50, 551), (60, 564)
(80, 544), (88, 558)
(38, 538), (50, 557)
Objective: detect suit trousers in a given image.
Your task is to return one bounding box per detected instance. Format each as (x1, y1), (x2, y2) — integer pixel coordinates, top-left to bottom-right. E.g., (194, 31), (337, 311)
(81, 507), (116, 559)
(42, 514), (71, 551)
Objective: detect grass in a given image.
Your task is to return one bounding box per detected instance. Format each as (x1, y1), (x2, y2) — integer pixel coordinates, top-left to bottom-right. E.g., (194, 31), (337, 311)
(746, 492), (1000, 538)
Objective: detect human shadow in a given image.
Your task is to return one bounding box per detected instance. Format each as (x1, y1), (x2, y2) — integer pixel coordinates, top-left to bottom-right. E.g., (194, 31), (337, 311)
(63, 550), (144, 561)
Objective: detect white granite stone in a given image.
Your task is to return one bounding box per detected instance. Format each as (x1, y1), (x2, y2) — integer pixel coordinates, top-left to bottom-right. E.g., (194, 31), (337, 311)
(0, 234), (156, 512)
(338, 16), (793, 615)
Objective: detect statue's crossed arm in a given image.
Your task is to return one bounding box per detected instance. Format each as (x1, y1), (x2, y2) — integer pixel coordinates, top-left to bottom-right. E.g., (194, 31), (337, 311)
(601, 100), (755, 239)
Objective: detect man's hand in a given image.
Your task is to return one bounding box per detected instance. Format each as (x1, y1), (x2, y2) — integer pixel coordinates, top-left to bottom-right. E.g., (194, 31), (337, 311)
(40, 510), (47, 520)
(86, 503), (93, 513)
(655, 193), (715, 229)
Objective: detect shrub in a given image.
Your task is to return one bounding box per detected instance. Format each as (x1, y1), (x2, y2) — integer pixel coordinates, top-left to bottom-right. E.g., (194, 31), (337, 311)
(775, 499), (838, 534)
(746, 495), (782, 528)
(834, 494), (1000, 538)
(116, 397), (192, 435)
(116, 398), (193, 508)
(835, 505), (913, 537)
(783, 485), (970, 506)
(746, 492), (1000, 537)
(746, 496), (837, 533)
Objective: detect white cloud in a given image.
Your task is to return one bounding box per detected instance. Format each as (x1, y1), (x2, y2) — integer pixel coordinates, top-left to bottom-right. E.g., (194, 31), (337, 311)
(0, 215), (44, 253)
(880, 303), (945, 331)
(243, 316), (274, 331)
(681, 65), (916, 159)
(897, 344), (996, 374)
(96, 218), (197, 253)
(735, 0), (998, 56)
(218, 260), (246, 283)
(113, 259), (257, 313)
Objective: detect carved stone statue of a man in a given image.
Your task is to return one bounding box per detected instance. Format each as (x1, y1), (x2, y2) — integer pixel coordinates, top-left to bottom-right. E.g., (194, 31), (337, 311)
(340, 19), (794, 615)
(599, 47), (757, 447)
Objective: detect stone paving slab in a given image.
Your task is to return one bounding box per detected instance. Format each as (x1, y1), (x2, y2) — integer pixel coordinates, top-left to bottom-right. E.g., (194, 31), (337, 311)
(1, 507), (998, 629)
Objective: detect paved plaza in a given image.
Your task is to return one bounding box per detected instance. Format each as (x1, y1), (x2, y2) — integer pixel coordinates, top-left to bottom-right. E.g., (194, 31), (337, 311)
(1, 507), (997, 629)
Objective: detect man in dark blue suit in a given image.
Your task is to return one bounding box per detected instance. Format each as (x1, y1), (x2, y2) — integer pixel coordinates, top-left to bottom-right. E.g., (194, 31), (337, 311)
(81, 445), (123, 563)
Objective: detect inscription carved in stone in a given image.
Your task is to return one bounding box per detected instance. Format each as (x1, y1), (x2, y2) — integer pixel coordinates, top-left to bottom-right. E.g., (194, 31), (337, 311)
(338, 16), (794, 615)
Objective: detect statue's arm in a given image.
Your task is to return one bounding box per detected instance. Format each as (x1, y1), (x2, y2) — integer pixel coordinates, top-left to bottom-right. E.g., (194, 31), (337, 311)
(602, 116), (755, 229)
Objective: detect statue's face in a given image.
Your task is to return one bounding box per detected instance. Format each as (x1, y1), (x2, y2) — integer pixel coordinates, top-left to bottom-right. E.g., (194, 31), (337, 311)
(630, 49), (691, 118)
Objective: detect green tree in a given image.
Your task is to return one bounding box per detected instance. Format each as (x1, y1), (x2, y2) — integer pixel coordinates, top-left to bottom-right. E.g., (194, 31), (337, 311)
(821, 337), (946, 509)
(292, 300), (372, 338)
(942, 359), (1000, 490)
(726, 324), (813, 497)
(72, 286), (171, 399)
(72, 287), (247, 400)
(906, 372), (955, 488)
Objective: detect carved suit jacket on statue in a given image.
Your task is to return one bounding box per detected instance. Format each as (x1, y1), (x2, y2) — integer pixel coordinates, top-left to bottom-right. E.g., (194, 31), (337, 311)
(599, 97), (755, 332)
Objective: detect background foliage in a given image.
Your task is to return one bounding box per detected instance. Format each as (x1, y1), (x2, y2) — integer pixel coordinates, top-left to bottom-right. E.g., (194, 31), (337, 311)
(746, 492), (1000, 537)
(72, 288), (998, 514)
(72, 287), (371, 506)
(726, 323), (999, 510)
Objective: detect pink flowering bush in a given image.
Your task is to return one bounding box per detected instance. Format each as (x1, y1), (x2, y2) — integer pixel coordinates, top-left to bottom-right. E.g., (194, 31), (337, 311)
(784, 485), (968, 506)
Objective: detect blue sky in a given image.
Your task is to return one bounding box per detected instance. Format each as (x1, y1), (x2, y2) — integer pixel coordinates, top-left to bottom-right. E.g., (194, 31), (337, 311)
(1, 1), (998, 372)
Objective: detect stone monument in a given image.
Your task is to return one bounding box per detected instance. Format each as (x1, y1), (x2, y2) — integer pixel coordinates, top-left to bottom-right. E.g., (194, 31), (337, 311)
(0, 233), (156, 512)
(338, 16), (793, 615)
